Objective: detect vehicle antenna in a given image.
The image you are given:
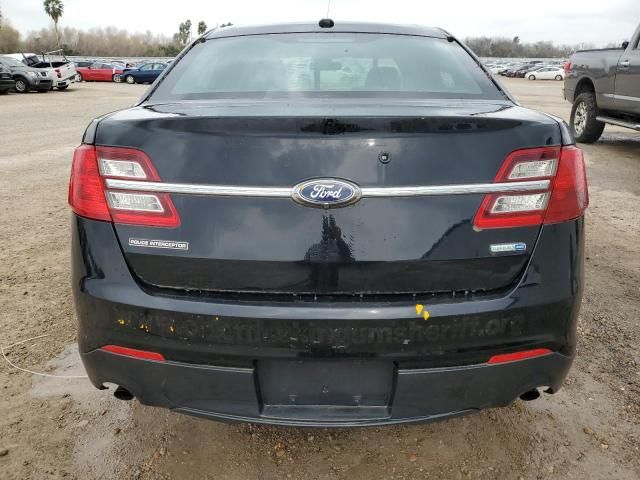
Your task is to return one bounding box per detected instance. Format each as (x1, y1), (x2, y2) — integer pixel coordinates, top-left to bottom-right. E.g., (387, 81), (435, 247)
(319, 0), (335, 29)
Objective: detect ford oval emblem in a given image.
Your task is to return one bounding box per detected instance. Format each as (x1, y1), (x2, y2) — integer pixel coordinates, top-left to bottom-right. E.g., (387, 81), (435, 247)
(292, 178), (362, 208)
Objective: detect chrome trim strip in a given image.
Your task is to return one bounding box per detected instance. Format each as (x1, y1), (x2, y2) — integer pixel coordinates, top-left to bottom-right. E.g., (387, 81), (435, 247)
(361, 180), (549, 197)
(105, 179), (550, 198)
(105, 179), (291, 197)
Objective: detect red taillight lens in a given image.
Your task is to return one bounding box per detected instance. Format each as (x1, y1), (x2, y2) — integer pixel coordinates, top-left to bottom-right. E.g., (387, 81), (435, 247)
(564, 61), (571, 74)
(55, 68), (61, 78)
(487, 348), (552, 364)
(68, 145), (112, 222)
(100, 345), (166, 362)
(473, 146), (588, 229)
(68, 145), (180, 228)
(543, 146), (588, 224)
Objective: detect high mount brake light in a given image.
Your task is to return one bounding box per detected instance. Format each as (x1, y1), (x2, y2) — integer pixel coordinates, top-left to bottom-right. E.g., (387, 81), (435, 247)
(68, 145), (180, 228)
(473, 146), (588, 229)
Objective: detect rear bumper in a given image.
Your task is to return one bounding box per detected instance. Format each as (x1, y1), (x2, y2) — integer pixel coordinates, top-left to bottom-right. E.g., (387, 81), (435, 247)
(55, 76), (76, 87)
(36, 80), (52, 91)
(72, 215), (584, 425)
(83, 348), (572, 427)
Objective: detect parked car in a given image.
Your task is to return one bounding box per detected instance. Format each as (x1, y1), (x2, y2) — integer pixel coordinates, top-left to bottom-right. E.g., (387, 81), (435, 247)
(6, 51), (77, 90)
(120, 62), (167, 84)
(73, 60), (94, 81)
(505, 64), (525, 74)
(0, 63), (15, 94)
(515, 64), (539, 78)
(0, 56), (51, 93)
(70, 20), (587, 427)
(564, 23), (640, 142)
(488, 64), (508, 74)
(76, 62), (124, 82)
(526, 66), (565, 81)
(503, 65), (526, 77)
(74, 60), (94, 68)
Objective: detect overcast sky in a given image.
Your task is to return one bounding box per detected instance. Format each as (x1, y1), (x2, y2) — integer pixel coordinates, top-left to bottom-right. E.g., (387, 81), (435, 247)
(2, 0), (639, 45)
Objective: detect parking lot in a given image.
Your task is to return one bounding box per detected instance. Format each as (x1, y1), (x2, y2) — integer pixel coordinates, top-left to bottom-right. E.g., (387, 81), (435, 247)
(0, 78), (639, 479)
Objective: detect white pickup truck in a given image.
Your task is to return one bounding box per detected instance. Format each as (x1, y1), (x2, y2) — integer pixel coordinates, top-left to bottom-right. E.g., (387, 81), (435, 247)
(6, 51), (77, 90)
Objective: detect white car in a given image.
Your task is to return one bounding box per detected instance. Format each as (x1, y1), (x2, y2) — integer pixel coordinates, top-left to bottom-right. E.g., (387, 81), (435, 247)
(526, 67), (565, 81)
(489, 65), (507, 74)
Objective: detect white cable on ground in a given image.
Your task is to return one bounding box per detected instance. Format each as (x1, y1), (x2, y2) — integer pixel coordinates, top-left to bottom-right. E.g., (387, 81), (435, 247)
(1, 334), (88, 379)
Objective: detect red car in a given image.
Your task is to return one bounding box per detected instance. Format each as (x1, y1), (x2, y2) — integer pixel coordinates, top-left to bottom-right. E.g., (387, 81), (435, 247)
(76, 62), (124, 82)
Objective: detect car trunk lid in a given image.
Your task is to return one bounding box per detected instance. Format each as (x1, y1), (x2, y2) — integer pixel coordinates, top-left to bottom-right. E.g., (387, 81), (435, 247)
(95, 100), (561, 295)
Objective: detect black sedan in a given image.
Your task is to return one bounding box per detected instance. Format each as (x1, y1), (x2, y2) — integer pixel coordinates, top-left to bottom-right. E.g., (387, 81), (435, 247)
(120, 62), (167, 84)
(69, 20), (587, 427)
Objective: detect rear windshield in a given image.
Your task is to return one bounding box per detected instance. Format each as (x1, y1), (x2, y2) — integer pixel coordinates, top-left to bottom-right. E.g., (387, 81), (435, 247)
(149, 33), (503, 101)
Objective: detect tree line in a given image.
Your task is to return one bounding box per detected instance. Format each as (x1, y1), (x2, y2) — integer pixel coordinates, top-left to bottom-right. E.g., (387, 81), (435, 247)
(0, 1), (231, 56)
(0, 2), (621, 58)
(463, 36), (607, 59)
(2, 27), (603, 58)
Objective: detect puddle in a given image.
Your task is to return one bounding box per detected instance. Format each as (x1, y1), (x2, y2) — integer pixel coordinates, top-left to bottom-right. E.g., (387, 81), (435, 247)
(30, 343), (94, 401)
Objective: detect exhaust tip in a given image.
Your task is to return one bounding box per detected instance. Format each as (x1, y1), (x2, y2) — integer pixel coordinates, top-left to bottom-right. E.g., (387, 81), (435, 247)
(519, 388), (541, 402)
(113, 386), (134, 401)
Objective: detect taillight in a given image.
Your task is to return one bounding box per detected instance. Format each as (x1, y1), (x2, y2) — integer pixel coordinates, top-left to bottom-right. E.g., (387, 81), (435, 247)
(68, 145), (111, 222)
(564, 61), (571, 74)
(473, 146), (588, 229)
(543, 146), (589, 224)
(68, 145), (180, 228)
(55, 68), (61, 78)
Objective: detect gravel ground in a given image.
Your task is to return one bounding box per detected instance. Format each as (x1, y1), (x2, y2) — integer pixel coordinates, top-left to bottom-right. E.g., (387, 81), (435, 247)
(0, 78), (638, 480)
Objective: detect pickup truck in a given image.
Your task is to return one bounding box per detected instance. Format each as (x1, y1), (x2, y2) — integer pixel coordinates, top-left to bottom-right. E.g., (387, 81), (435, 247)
(564, 23), (640, 142)
(6, 51), (77, 90)
(0, 56), (52, 93)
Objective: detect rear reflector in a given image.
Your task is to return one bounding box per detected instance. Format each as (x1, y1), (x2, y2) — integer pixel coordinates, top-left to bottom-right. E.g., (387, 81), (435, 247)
(474, 146), (588, 229)
(487, 348), (552, 364)
(68, 145), (180, 228)
(100, 345), (166, 362)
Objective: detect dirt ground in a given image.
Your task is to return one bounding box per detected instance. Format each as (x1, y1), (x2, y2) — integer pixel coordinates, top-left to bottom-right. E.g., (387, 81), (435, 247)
(0, 78), (638, 480)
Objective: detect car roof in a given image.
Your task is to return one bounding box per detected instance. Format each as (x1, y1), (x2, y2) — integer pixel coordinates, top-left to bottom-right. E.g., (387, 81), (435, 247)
(205, 21), (448, 40)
